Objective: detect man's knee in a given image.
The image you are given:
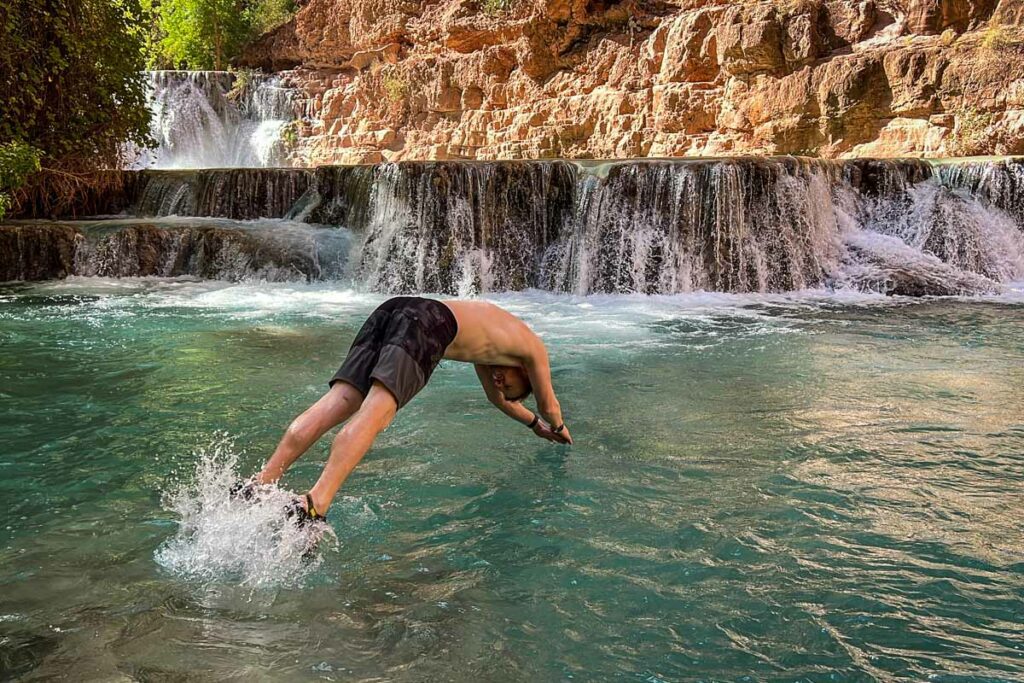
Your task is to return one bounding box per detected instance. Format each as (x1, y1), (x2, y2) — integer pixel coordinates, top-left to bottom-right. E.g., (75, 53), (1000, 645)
(334, 397), (396, 442)
(285, 416), (318, 444)
(367, 392), (398, 430)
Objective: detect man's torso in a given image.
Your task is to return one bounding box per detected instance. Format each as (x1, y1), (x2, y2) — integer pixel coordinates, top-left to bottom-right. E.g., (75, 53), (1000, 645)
(440, 300), (533, 367)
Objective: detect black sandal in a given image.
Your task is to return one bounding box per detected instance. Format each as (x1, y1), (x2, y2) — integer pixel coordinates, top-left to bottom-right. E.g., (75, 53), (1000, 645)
(285, 492), (327, 528)
(228, 478), (258, 501)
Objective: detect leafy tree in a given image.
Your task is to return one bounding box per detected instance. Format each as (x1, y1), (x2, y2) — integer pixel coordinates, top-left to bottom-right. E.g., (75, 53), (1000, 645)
(246, 0), (296, 37)
(150, 0), (296, 70)
(156, 0), (249, 70)
(0, 0), (151, 215)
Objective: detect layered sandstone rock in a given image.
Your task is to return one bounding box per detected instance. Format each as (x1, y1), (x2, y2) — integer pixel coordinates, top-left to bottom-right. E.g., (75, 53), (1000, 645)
(240, 0), (1024, 163)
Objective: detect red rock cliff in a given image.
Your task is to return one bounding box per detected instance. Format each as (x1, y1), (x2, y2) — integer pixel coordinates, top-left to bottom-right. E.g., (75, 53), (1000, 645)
(239, 0), (1024, 163)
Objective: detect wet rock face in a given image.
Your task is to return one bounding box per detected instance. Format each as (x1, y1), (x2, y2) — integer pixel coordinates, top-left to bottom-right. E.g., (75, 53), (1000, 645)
(0, 225), (82, 281)
(0, 222), (333, 283)
(75, 225), (320, 280)
(238, 0), (1024, 164)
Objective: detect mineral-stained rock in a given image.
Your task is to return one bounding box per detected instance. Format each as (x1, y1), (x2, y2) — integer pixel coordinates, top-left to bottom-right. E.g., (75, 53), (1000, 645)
(235, 0), (1024, 163)
(901, 0), (999, 35)
(0, 225), (82, 281)
(74, 224), (320, 281)
(0, 222), (331, 283)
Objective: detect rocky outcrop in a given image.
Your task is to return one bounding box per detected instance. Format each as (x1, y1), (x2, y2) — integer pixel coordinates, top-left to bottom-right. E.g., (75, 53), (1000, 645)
(0, 224), (82, 281)
(0, 221), (343, 282)
(239, 0), (1024, 164)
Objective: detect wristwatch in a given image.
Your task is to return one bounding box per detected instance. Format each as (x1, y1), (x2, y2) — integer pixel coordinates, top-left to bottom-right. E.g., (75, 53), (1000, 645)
(552, 423), (565, 434)
(527, 413), (540, 429)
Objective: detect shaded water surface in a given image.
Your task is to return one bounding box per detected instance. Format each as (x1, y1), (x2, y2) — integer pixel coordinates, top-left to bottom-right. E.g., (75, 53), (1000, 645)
(1, 281), (1022, 681)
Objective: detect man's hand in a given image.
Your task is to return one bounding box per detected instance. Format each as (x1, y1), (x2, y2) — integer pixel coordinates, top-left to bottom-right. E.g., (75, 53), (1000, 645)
(551, 423), (573, 445)
(532, 419), (573, 445)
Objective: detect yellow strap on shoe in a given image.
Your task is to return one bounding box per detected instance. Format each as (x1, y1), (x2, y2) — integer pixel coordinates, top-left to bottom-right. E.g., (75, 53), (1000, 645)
(305, 492), (322, 519)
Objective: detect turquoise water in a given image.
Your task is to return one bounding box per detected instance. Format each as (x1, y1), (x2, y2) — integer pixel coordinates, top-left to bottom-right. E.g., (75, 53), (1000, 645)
(1, 279), (1023, 681)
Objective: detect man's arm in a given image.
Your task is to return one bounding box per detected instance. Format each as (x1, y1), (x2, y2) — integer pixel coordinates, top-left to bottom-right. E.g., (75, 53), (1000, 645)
(473, 364), (564, 442)
(520, 339), (572, 444)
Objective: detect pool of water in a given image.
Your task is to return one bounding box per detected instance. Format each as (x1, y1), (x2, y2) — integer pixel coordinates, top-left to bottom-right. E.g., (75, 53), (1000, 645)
(1, 279), (1023, 681)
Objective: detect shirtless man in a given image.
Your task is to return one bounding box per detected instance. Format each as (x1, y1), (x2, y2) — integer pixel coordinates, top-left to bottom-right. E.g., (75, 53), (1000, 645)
(237, 297), (573, 524)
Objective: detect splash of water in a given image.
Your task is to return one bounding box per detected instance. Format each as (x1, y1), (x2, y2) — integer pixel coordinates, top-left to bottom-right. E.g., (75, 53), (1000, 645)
(154, 436), (336, 590)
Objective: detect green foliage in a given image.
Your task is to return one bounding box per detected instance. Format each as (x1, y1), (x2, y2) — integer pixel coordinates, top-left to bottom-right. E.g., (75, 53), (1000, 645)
(383, 72), (407, 102)
(0, 0), (151, 214)
(0, 141), (42, 220)
(148, 0), (297, 70)
(981, 25), (1012, 51)
(0, 0), (151, 161)
(245, 0), (296, 36)
(280, 121), (299, 149)
(154, 0), (250, 70)
(227, 67), (258, 102)
(949, 111), (993, 157)
(481, 0), (511, 14)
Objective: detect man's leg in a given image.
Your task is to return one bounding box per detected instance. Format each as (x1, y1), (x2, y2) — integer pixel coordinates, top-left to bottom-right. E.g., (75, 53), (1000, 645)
(307, 380), (398, 513)
(257, 381), (364, 484)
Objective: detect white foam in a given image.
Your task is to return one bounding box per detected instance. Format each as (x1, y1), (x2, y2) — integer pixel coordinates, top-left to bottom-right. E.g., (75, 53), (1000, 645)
(154, 435), (336, 590)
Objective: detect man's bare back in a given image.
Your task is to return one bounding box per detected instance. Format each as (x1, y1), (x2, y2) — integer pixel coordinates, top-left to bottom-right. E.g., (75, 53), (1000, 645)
(441, 300), (535, 365)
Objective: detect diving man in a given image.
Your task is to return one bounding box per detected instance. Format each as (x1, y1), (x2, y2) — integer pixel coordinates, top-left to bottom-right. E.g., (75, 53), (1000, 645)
(237, 297), (573, 523)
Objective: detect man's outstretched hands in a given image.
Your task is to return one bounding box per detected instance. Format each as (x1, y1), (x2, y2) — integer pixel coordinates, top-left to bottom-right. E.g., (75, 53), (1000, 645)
(532, 419), (573, 445)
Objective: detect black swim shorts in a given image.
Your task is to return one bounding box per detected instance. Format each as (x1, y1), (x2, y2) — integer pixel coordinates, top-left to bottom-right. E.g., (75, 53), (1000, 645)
(329, 297), (458, 409)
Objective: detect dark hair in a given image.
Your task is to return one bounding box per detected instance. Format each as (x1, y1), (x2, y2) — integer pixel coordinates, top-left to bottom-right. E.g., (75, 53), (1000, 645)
(506, 378), (533, 403)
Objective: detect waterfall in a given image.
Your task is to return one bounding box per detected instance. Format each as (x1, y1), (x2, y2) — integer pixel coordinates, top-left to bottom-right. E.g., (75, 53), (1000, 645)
(131, 169), (312, 218)
(134, 71), (297, 169)
(936, 159), (1024, 226)
(5, 158), (1024, 295)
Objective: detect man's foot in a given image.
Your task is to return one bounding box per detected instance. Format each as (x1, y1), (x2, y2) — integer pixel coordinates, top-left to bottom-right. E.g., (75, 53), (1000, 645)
(228, 477), (259, 502)
(284, 492), (328, 529)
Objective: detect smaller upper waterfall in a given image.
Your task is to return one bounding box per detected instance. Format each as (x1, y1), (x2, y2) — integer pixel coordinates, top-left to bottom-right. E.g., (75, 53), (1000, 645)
(134, 71), (298, 170)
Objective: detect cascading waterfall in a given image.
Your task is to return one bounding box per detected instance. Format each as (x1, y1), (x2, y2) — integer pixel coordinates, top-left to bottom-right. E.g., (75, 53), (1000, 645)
(3, 158), (1024, 295)
(134, 71), (298, 169)
(936, 158), (1024, 226)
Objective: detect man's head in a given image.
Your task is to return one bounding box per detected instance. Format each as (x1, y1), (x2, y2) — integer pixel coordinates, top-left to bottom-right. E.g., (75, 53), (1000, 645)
(490, 365), (532, 402)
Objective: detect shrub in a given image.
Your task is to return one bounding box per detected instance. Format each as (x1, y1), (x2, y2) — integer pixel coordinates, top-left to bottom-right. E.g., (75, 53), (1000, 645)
(981, 25), (1016, 52)
(481, 0), (510, 15)
(281, 121), (300, 149)
(0, 141), (42, 220)
(383, 73), (407, 102)
(227, 67), (259, 102)
(948, 111), (993, 157)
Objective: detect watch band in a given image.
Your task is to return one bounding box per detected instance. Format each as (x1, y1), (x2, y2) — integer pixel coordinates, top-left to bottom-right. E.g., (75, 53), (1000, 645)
(527, 413), (540, 429)
(552, 423), (565, 434)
